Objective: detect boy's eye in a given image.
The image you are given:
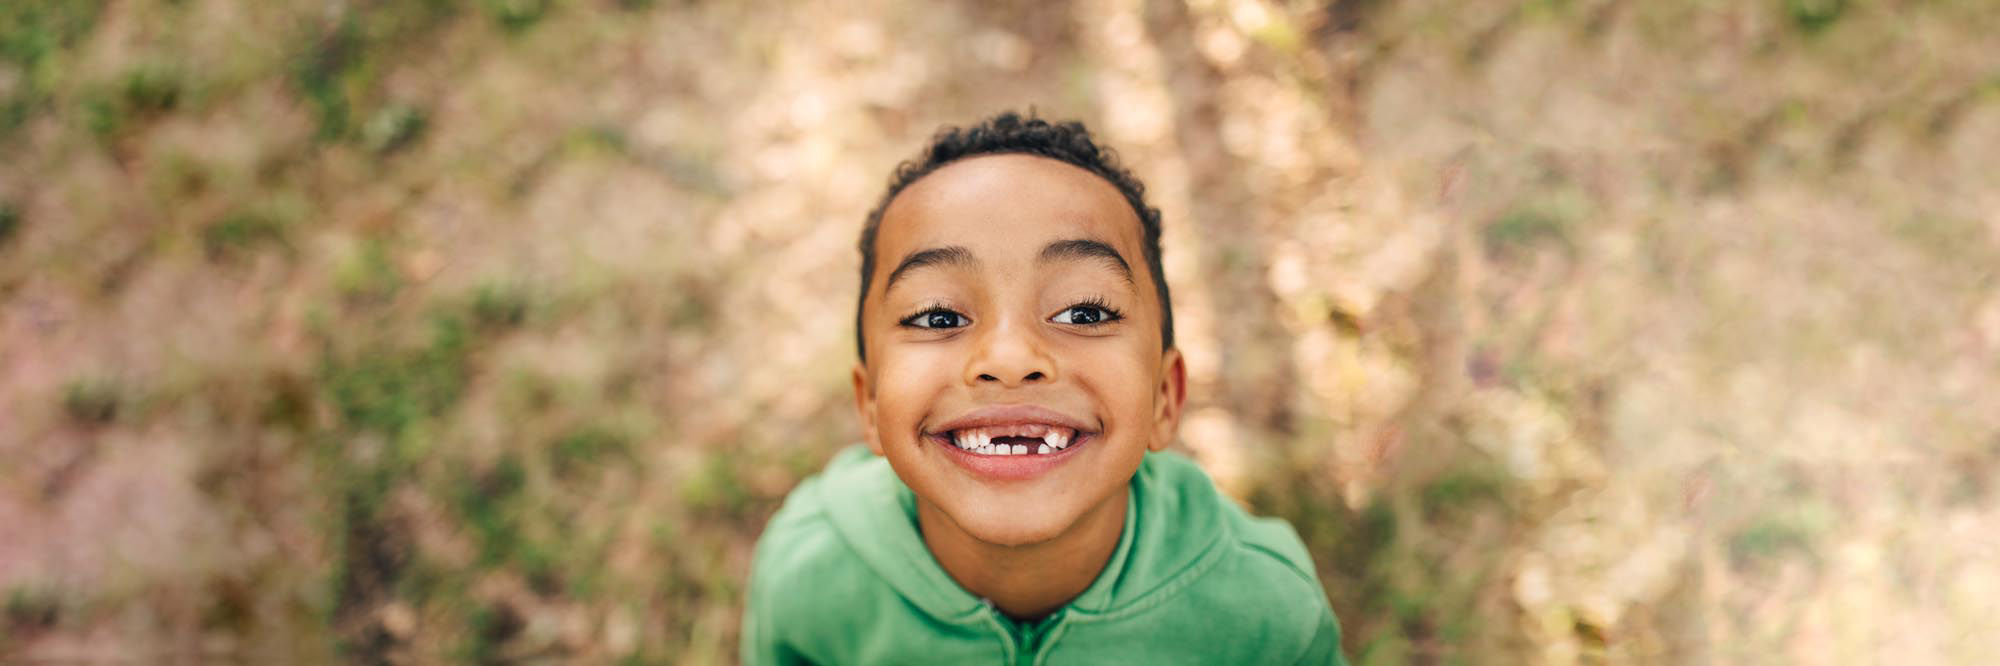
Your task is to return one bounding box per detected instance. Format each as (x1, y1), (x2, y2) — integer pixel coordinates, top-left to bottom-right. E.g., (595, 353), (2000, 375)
(1051, 304), (1120, 325)
(903, 309), (968, 329)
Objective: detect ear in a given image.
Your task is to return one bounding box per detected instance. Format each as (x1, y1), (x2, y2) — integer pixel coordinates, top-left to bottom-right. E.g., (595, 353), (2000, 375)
(852, 362), (883, 455)
(1150, 348), (1187, 452)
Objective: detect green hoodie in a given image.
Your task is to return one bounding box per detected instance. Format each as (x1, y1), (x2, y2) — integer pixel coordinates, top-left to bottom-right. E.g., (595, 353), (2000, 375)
(741, 445), (1347, 665)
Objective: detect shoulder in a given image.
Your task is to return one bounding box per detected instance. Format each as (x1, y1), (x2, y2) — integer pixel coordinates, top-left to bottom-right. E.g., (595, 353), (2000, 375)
(1137, 451), (1322, 581)
(750, 445), (877, 559)
(1139, 452), (1340, 660)
(743, 447), (900, 649)
(1211, 520), (1336, 655)
(748, 476), (857, 595)
(747, 445), (892, 591)
(1136, 451), (1324, 583)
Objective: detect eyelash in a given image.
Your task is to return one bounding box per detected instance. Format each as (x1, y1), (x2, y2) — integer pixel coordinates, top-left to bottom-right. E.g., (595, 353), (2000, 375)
(899, 304), (967, 330)
(1054, 297), (1124, 325)
(895, 299), (1124, 330)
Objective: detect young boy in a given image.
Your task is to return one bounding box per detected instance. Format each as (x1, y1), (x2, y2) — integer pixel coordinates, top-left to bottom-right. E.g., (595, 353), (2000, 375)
(741, 112), (1347, 665)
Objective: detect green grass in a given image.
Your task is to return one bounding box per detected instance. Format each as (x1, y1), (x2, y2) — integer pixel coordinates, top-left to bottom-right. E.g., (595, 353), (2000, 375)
(293, 17), (361, 141)
(202, 209), (292, 262)
(362, 104), (428, 155)
(314, 298), (501, 659)
(310, 286), (646, 657)
(1482, 203), (1575, 260)
(0, 3), (104, 65)
(458, 600), (523, 663)
(292, 2), (456, 142)
(478, 0), (550, 33)
(320, 313), (471, 436)
(455, 456), (532, 569)
(1418, 466), (1510, 525)
(0, 202), (18, 247)
(60, 377), (120, 424)
(1783, 0), (1849, 35)
(1728, 504), (1831, 571)
(2, 584), (61, 648)
(682, 453), (753, 519)
(469, 283), (530, 330)
(0, 1), (107, 135)
(1255, 457), (1494, 663)
(333, 238), (404, 306)
(81, 63), (183, 139)
(549, 423), (632, 480)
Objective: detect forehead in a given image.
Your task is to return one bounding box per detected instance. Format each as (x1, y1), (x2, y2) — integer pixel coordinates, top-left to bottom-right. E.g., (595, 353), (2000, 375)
(875, 154), (1144, 263)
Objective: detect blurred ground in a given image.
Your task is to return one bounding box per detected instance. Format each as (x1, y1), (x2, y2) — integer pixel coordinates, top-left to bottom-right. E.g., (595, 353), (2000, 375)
(2, 0), (1997, 663)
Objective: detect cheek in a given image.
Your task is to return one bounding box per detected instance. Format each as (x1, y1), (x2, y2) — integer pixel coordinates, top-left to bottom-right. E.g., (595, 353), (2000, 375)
(1072, 346), (1159, 422)
(871, 353), (953, 424)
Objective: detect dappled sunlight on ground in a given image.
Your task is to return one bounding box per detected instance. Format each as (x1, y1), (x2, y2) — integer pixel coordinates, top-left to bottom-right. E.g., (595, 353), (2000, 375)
(2, 0), (1996, 663)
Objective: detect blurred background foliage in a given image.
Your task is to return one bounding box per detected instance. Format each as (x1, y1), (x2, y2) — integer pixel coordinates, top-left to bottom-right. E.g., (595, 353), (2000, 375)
(2, 0), (1997, 663)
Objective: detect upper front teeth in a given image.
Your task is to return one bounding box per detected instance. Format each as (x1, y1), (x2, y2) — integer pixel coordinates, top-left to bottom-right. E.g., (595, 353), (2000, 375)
(949, 425), (1076, 455)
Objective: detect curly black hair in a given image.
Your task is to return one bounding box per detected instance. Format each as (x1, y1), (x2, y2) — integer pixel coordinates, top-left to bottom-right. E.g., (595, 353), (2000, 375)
(855, 110), (1173, 361)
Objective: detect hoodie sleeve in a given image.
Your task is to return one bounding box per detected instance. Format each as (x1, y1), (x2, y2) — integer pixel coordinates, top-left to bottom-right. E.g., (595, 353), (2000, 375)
(1294, 601), (1349, 666)
(739, 587), (781, 666)
(740, 521), (806, 666)
(740, 583), (809, 666)
(741, 468), (833, 666)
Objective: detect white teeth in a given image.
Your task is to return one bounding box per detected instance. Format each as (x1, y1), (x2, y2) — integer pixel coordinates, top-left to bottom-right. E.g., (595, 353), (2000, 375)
(950, 426), (1081, 455)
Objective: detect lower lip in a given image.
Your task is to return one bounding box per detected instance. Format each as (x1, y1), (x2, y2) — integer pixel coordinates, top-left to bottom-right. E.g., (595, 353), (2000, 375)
(932, 434), (1090, 481)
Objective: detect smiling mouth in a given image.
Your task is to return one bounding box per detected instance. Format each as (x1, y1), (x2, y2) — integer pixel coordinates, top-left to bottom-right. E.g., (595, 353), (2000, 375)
(943, 423), (1078, 456)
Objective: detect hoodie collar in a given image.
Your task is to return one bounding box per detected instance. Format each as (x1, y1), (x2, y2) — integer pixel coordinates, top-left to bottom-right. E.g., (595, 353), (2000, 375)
(817, 449), (1229, 623)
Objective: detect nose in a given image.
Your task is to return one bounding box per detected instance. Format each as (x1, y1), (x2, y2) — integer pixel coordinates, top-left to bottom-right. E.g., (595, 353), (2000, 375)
(964, 317), (1055, 387)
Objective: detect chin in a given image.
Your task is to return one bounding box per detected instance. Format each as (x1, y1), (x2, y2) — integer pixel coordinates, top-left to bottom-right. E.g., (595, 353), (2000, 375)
(950, 504), (1077, 548)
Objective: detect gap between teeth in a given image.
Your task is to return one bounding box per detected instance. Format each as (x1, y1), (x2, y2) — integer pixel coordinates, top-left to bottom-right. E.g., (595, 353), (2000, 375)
(949, 427), (1073, 455)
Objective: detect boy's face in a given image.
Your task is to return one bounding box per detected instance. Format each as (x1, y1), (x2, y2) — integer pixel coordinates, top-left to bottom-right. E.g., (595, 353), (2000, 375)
(853, 154), (1186, 547)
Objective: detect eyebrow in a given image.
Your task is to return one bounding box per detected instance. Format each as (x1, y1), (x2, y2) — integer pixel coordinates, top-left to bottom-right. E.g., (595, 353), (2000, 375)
(884, 245), (977, 293)
(882, 238), (1134, 293)
(1039, 238), (1132, 283)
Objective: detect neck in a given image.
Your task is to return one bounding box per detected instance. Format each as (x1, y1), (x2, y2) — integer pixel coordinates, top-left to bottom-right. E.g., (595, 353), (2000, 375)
(915, 489), (1128, 622)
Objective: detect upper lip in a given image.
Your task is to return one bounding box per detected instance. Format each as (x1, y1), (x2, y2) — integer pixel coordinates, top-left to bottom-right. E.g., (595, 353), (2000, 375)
(929, 404), (1096, 435)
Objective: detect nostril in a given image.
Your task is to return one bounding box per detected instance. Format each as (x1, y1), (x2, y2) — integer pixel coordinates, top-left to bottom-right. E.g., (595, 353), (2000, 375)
(1024, 372), (1045, 381)
(978, 373), (999, 382)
